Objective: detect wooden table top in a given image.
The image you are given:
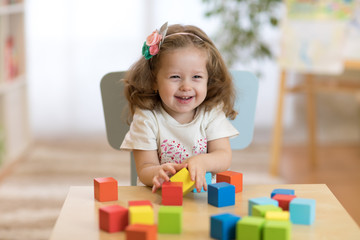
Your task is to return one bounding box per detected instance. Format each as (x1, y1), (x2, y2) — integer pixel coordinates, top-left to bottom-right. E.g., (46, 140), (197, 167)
(50, 184), (360, 240)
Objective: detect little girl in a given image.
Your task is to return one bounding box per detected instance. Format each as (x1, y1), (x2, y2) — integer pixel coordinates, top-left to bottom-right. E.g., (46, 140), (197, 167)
(120, 22), (239, 193)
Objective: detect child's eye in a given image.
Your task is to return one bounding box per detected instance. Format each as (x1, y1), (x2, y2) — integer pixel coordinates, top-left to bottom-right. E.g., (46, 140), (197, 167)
(193, 75), (202, 79)
(170, 75), (180, 79)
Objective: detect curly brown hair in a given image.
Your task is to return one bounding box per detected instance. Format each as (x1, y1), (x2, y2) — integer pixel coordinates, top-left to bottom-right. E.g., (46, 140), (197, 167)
(123, 24), (237, 122)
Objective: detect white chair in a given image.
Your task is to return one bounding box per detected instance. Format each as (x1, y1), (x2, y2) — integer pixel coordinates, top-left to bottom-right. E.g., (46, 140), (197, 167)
(100, 71), (258, 186)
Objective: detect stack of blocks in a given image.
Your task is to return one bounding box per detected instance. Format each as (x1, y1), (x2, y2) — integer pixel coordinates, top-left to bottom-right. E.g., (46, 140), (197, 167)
(95, 177), (184, 239)
(210, 188), (316, 240)
(95, 173), (316, 239)
(216, 171), (243, 193)
(207, 170), (243, 208)
(271, 188), (316, 225)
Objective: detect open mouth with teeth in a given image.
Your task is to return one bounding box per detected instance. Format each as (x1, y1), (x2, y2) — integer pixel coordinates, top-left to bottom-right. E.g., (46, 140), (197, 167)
(175, 96), (193, 103)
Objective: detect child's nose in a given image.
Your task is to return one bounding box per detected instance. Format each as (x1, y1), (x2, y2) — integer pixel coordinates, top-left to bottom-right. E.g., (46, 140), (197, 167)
(180, 80), (192, 91)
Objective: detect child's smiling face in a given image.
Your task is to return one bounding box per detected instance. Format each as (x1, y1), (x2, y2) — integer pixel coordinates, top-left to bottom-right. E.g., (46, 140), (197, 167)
(155, 46), (209, 124)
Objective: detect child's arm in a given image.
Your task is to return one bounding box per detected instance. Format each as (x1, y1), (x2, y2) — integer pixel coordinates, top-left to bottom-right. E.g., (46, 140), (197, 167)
(133, 149), (186, 192)
(185, 137), (232, 192)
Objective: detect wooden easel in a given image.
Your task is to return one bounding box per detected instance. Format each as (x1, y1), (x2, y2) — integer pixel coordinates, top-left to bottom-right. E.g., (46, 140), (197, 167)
(270, 60), (360, 176)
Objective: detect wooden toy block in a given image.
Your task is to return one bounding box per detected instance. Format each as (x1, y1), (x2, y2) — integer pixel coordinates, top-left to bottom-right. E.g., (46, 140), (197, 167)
(129, 200), (153, 208)
(271, 188), (295, 198)
(252, 204), (282, 217)
(265, 211), (290, 221)
(158, 206), (183, 234)
(248, 197), (279, 216)
(272, 194), (297, 211)
(236, 216), (265, 240)
(125, 224), (157, 240)
(216, 170), (243, 193)
(129, 205), (154, 225)
(263, 220), (291, 240)
(99, 205), (128, 233)
(94, 177), (118, 202)
(208, 182), (235, 207)
(193, 172), (212, 193)
(289, 198), (316, 225)
(162, 181), (183, 206)
(210, 213), (241, 240)
(170, 168), (195, 195)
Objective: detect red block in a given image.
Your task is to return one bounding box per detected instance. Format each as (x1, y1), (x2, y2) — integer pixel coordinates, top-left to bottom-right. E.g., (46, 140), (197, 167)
(128, 200), (153, 208)
(99, 205), (128, 233)
(273, 194), (297, 210)
(125, 224), (157, 240)
(162, 182), (183, 206)
(216, 171), (243, 193)
(94, 177), (118, 202)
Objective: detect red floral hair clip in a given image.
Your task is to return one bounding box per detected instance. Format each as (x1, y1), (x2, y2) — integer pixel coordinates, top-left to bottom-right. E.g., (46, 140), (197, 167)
(142, 22), (168, 60)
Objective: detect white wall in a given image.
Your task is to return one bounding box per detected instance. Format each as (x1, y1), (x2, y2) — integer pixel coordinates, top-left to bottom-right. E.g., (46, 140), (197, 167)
(26, 0), (284, 139)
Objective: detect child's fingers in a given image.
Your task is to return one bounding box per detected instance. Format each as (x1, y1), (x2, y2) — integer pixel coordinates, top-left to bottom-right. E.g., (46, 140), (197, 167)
(152, 177), (165, 193)
(153, 177), (161, 187)
(152, 184), (157, 193)
(189, 168), (196, 182)
(152, 184), (161, 193)
(162, 164), (177, 175)
(195, 172), (206, 192)
(159, 169), (170, 181)
(173, 162), (187, 171)
(203, 181), (208, 192)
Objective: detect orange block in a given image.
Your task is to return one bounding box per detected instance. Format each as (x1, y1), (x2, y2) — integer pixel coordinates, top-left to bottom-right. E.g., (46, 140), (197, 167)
(125, 224), (157, 240)
(216, 171), (243, 193)
(94, 177), (118, 202)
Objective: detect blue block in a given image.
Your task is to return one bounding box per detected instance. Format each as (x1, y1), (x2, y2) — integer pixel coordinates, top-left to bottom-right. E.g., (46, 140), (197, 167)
(248, 197), (278, 216)
(210, 213), (241, 240)
(193, 172), (212, 193)
(271, 188), (295, 198)
(290, 198), (316, 225)
(208, 182), (235, 207)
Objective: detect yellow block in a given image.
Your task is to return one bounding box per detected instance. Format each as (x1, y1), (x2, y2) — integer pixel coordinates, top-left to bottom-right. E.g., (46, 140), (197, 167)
(265, 211), (290, 221)
(129, 205), (154, 225)
(170, 168), (195, 195)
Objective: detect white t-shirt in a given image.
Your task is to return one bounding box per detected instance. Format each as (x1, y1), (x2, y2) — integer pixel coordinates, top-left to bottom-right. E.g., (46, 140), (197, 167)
(120, 105), (239, 164)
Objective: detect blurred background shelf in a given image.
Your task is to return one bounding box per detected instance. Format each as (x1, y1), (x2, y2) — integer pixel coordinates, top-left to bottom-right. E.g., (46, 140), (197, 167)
(0, 0), (31, 171)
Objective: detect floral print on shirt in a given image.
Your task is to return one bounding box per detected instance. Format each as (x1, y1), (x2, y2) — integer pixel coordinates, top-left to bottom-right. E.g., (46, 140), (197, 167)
(159, 138), (207, 164)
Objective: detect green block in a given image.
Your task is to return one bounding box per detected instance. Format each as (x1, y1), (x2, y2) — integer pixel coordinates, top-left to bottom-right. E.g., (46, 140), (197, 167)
(252, 204), (282, 217)
(158, 206), (183, 234)
(236, 216), (265, 240)
(263, 220), (291, 240)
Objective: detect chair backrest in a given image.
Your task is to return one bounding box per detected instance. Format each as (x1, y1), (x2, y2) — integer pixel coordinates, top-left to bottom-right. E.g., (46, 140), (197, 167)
(100, 71), (258, 185)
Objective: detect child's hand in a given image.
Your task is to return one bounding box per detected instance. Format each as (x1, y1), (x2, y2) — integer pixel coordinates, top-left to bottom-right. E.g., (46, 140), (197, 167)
(152, 162), (187, 193)
(185, 156), (207, 193)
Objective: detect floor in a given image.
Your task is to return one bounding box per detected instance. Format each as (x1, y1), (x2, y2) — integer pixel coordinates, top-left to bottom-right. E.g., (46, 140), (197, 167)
(0, 138), (358, 240)
(280, 143), (360, 225)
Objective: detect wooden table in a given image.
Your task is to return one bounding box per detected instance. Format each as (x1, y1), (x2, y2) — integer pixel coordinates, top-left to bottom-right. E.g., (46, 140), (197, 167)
(50, 184), (360, 240)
